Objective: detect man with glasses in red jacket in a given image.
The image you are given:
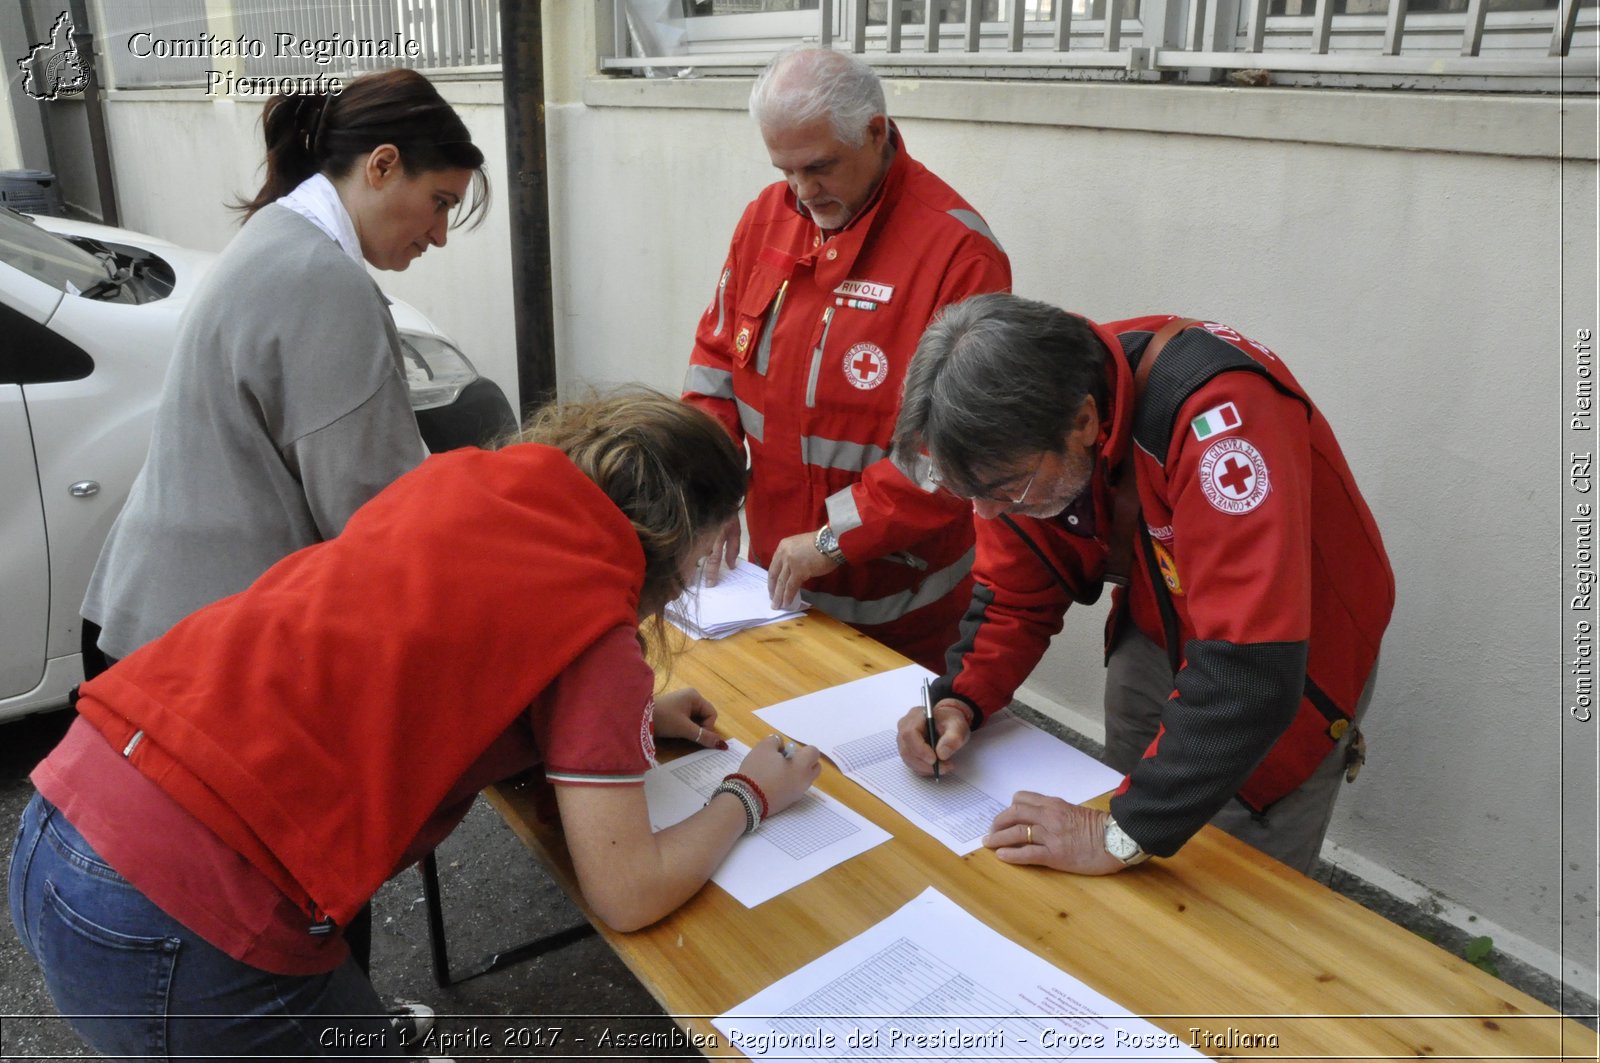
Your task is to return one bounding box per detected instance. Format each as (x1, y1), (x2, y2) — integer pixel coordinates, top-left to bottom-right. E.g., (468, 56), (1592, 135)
(893, 294), (1393, 875)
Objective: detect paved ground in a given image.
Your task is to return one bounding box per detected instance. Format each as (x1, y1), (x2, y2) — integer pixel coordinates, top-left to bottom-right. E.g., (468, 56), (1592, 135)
(1, 704), (1591, 1061)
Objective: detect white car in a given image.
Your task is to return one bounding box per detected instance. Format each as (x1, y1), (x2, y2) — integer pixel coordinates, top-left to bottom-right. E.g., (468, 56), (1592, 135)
(0, 209), (514, 723)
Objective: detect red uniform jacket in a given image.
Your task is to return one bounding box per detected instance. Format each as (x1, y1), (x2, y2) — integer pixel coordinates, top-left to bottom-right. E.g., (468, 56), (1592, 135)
(684, 126), (1011, 670)
(934, 316), (1394, 856)
(73, 446), (644, 926)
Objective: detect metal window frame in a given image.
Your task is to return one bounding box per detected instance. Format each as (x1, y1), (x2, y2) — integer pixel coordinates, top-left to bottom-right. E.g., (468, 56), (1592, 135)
(603, 0), (1598, 91)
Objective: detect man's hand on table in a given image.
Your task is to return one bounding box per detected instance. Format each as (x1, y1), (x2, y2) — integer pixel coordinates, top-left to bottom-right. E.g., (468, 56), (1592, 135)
(986, 794), (1126, 875)
(767, 530), (840, 608)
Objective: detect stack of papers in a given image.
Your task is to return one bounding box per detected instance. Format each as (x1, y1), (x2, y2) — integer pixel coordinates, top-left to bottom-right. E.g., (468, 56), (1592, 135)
(666, 560), (807, 640)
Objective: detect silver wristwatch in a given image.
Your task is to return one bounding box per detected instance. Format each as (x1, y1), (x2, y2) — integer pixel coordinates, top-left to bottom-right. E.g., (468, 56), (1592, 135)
(1103, 814), (1150, 865)
(814, 525), (846, 564)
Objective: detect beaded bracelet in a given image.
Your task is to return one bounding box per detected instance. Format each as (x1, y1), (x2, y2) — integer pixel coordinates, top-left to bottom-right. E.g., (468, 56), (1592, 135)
(709, 778), (761, 834)
(723, 772), (770, 822)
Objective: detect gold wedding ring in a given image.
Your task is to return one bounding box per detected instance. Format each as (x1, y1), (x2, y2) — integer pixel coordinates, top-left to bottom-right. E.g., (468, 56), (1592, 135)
(1026, 824), (1034, 845)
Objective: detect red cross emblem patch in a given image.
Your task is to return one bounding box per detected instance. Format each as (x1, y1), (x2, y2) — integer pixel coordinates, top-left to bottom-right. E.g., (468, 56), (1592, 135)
(842, 342), (889, 390)
(1198, 436), (1270, 514)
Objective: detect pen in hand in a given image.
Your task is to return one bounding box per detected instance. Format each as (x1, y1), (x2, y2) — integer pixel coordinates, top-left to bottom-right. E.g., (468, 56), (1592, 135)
(922, 678), (941, 781)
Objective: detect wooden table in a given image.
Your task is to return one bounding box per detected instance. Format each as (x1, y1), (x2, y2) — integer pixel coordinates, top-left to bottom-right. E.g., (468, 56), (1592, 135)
(488, 612), (1598, 1060)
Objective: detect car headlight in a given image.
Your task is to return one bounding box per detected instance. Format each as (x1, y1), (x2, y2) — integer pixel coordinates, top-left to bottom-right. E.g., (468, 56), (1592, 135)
(398, 332), (480, 411)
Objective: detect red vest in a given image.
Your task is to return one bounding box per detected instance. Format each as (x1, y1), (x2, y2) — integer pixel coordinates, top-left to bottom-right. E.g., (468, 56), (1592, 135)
(75, 445), (643, 925)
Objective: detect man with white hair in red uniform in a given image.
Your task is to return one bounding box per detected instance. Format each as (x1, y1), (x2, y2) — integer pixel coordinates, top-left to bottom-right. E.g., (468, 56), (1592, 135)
(683, 46), (1011, 673)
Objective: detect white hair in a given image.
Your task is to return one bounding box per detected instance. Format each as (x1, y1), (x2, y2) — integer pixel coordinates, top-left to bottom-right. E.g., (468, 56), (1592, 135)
(748, 47), (886, 147)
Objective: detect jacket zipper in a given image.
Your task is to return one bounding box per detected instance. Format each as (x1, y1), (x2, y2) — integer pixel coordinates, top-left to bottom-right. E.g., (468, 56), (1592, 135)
(756, 280), (788, 376)
(805, 306), (836, 408)
(712, 267), (731, 336)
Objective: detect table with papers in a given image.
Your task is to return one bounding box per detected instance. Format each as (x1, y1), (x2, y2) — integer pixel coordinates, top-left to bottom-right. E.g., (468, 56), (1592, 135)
(486, 611), (1598, 1061)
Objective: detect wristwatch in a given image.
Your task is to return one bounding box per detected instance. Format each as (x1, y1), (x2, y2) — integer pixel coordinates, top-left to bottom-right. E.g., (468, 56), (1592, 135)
(1103, 814), (1150, 866)
(814, 525), (846, 565)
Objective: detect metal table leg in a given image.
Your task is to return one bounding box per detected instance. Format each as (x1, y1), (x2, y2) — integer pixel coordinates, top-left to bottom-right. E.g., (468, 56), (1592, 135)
(420, 851), (597, 988)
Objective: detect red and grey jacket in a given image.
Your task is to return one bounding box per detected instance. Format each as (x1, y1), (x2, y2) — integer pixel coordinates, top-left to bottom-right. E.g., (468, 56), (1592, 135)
(934, 315), (1394, 856)
(683, 125), (1011, 670)
(73, 445), (644, 926)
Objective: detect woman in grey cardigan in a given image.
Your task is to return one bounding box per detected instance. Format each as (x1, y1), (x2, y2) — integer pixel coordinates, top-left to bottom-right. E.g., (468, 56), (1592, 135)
(78, 70), (488, 1023)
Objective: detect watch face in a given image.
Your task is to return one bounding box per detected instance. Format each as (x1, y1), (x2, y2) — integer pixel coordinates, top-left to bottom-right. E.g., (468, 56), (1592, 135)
(1105, 819), (1142, 861)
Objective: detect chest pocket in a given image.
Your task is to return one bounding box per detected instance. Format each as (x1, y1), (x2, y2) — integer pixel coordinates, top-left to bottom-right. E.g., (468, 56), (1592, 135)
(808, 309), (903, 413)
(733, 255), (794, 372)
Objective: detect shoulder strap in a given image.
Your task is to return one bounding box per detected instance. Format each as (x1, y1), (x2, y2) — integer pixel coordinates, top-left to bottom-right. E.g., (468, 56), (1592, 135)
(1133, 317), (1202, 398)
(1131, 323), (1304, 461)
(1104, 318), (1199, 584)
(1107, 318), (1199, 673)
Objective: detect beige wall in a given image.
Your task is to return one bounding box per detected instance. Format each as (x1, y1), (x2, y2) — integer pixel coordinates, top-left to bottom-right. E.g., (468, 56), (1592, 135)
(54, 9), (1598, 994)
(542, 73), (1598, 992)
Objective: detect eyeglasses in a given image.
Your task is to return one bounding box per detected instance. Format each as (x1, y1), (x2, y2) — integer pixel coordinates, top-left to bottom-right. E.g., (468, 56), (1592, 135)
(970, 451), (1047, 507)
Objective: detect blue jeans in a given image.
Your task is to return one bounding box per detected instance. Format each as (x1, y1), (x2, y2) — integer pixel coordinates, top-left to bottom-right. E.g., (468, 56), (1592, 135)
(9, 792), (406, 1061)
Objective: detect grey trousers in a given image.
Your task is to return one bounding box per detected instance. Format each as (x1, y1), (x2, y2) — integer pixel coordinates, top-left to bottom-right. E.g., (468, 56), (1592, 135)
(1102, 629), (1375, 874)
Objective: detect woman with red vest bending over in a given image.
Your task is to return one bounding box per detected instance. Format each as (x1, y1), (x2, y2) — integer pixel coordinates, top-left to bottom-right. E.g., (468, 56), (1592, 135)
(9, 392), (822, 1061)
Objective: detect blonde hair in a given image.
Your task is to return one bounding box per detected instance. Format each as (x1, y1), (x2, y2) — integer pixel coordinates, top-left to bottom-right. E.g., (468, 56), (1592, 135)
(502, 389), (746, 666)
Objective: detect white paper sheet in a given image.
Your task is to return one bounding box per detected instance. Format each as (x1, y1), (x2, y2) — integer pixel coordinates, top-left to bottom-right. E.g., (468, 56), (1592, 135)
(644, 739), (891, 907)
(756, 664), (1122, 854)
(715, 887), (1203, 1060)
(666, 560), (807, 639)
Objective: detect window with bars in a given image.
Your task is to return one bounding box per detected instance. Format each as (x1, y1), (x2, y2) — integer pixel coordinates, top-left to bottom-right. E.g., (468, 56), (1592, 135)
(612, 0), (1598, 91)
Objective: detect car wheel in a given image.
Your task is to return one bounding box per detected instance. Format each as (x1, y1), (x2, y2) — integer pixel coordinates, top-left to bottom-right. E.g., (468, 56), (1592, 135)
(414, 377), (519, 453)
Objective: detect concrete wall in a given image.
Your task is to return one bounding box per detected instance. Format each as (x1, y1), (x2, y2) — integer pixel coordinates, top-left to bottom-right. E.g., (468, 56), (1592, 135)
(14, 2), (1595, 996)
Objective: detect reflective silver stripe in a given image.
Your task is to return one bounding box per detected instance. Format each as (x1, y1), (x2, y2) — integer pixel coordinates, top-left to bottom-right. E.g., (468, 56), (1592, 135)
(713, 267), (731, 336)
(947, 208), (1004, 254)
(805, 307), (835, 408)
(802, 436), (889, 474)
(755, 281), (787, 377)
(736, 397), (764, 443)
(683, 363), (734, 400)
(122, 729), (145, 757)
(825, 485), (864, 535)
(802, 547), (976, 626)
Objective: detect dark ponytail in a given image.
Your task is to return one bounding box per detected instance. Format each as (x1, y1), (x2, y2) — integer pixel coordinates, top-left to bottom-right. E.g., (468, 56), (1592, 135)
(236, 69), (488, 226)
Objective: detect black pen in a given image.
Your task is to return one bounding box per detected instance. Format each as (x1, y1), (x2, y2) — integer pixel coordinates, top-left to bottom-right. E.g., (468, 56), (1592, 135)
(922, 678), (940, 781)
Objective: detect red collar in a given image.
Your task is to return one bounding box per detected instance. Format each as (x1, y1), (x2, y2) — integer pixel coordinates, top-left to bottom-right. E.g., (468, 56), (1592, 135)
(1084, 315), (1135, 474)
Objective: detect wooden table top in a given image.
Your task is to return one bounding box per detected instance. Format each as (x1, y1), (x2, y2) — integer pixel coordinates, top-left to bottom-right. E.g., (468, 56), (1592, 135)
(488, 612), (1598, 1061)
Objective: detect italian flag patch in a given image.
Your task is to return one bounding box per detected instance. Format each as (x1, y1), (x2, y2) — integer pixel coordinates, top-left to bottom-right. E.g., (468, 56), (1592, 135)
(1191, 401), (1242, 441)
